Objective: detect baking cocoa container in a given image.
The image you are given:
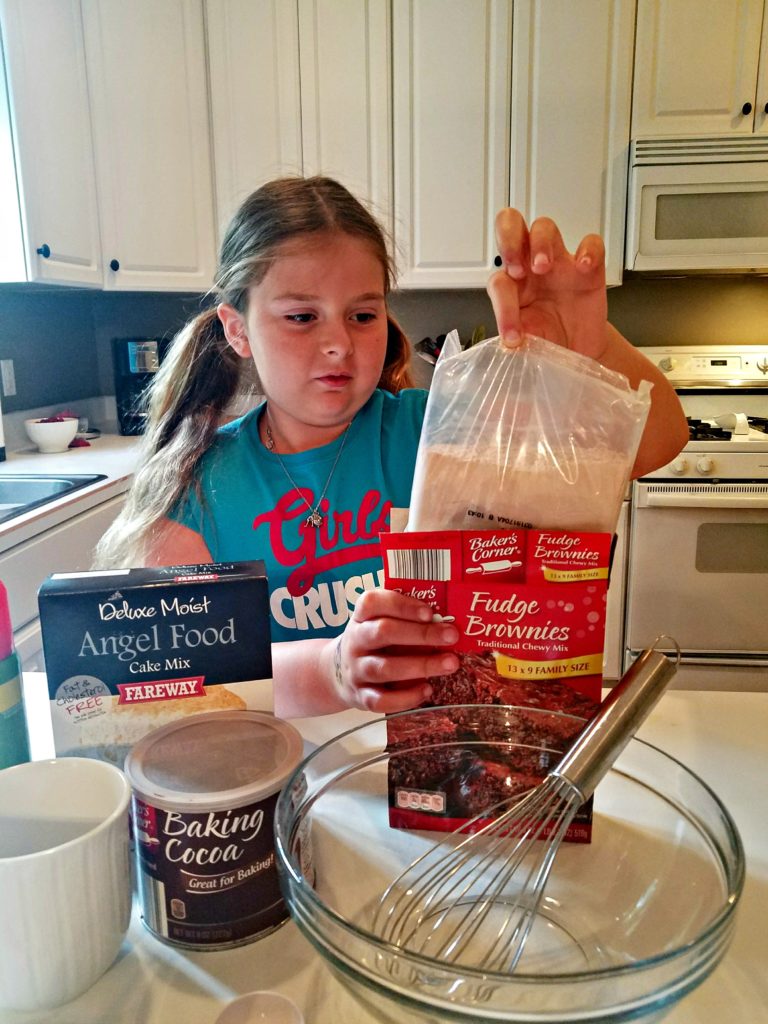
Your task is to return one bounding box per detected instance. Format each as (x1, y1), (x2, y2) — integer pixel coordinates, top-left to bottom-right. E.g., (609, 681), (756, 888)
(125, 710), (304, 949)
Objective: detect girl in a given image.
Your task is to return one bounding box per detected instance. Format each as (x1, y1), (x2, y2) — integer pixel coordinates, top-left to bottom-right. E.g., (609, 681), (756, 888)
(95, 176), (687, 718)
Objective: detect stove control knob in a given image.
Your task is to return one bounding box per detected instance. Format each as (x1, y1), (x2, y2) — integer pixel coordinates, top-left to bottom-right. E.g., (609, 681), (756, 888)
(670, 457), (689, 475)
(659, 357), (677, 373)
(696, 456), (715, 475)
(757, 357), (768, 375)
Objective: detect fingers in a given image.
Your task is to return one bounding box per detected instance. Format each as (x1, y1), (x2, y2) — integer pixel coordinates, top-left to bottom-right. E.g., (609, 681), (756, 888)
(495, 211), (567, 277)
(350, 591), (455, 649)
(354, 647), (459, 687)
(496, 211), (606, 277)
(495, 208), (528, 279)
(354, 681), (434, 715)
(337, 589), (461, 713)
(574, 232), (606, 277)
(528, 217), (566, 273)
(352, 587), (435, 625)
(487, 269), (522, 347)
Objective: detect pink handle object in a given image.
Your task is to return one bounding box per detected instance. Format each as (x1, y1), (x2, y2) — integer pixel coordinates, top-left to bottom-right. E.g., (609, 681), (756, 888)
(0, 582), (13, 661)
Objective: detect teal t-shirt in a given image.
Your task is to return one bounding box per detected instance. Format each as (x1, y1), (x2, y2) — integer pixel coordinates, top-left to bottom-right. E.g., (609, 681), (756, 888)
(170, 389), (428, 642)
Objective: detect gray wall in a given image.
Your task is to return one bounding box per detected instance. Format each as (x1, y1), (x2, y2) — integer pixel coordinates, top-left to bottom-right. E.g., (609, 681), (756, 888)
(0, 285), (208, 412)
(2, 275), (768, 413)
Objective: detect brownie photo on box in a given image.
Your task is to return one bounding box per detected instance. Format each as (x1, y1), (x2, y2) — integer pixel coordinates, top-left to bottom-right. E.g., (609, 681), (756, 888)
(386, 655), (599, 833)
(428, 651), (600, 721)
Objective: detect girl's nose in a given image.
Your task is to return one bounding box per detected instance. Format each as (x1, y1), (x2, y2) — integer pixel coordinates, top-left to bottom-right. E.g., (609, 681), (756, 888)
(321, 322), (354, 358)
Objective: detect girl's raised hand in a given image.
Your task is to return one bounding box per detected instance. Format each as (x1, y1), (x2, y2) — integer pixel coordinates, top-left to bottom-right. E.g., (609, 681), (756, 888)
(331, 589), (459, 714)
(488, 209), (609, 360)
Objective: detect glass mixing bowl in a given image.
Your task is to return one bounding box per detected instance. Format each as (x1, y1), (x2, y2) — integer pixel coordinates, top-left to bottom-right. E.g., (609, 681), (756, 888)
(275, 705), (743, 1023)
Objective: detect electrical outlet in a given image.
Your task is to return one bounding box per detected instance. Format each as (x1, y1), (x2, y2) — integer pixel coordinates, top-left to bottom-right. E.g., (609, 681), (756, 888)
(0, 360), (16, 398)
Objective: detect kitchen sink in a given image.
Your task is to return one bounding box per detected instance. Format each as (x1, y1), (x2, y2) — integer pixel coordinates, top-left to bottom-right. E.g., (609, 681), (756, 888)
(0, 474), (108, 524)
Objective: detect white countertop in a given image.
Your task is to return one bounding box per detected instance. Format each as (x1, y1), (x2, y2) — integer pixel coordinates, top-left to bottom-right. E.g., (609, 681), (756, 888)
(5, 678), (767, 1024)
(0, 435), (141, 552)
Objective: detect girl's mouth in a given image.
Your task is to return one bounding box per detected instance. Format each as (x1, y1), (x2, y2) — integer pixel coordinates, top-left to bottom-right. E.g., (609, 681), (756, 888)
(317, 374), (352, 388)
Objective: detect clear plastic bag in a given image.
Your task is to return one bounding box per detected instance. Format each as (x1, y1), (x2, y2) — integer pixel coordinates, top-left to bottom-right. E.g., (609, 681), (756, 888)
(408, 333), (652, 534)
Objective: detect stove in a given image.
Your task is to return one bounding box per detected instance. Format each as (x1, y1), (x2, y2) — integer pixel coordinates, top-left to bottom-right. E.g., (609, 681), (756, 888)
(637, 345), (768, 480)
(626, 345), (768, 692)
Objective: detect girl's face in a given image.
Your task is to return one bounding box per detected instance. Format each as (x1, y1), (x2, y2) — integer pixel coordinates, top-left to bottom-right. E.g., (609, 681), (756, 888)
(219, 232), (389, 450)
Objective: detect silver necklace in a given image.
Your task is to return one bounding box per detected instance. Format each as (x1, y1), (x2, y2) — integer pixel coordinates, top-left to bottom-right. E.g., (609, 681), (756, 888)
(264, 413), (351, 529)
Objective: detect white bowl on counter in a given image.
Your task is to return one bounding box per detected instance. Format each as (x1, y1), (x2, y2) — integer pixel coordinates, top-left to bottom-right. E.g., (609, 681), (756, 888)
(23, 417), (79, 453)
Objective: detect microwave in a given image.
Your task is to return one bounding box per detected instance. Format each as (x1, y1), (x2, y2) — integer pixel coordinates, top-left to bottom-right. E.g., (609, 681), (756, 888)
(625, 136), (768, 272)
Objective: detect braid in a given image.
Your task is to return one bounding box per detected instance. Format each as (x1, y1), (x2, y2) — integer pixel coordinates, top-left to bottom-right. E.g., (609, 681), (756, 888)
(93, 310), (242, 567)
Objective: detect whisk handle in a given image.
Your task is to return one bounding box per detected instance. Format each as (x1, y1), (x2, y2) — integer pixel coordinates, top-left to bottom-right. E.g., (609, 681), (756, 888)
(553, 643), (679, 799)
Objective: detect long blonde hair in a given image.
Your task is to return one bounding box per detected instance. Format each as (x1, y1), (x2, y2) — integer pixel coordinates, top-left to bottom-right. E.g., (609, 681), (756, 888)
(94, 176), (413, 568)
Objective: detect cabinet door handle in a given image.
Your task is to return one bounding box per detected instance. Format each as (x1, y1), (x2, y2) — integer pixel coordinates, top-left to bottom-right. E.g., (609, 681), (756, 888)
(36, 244), (51, 258)
(741, 101), (753, 115)
(109, 259), (120, 272)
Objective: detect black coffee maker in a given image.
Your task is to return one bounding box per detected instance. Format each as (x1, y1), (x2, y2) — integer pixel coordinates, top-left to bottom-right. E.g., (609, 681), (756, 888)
(112, 337), (169, 435)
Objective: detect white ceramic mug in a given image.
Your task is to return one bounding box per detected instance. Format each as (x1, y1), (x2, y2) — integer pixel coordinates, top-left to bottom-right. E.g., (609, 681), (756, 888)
(0, 757), (132, 1011)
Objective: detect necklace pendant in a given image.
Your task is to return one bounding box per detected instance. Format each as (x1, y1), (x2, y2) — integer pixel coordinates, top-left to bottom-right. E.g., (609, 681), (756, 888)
(305, 509), (324, 529)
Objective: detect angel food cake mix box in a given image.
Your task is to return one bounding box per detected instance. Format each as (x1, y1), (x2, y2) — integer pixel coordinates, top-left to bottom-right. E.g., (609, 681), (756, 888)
(38, 561), (272, 765)
(381, 527), (613, 841)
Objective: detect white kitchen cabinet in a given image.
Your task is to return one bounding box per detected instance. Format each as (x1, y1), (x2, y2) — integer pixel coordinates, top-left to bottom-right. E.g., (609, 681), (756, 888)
(0, 0), (102, 286)
(392, 0), (512, 288)
(206, 0), (391, 243)
(632, 0), (768, 137)
(298, 0), (391, 225)
(1, 493), (125, 671)
(82, 0), (216, 291)
(1, 0), (216, 291)
(206, 0), (302, 235)
(509, 0), (635, 288)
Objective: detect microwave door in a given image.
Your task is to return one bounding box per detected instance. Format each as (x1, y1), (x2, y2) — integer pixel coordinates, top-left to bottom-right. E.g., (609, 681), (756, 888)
(626, 160), (768, 271)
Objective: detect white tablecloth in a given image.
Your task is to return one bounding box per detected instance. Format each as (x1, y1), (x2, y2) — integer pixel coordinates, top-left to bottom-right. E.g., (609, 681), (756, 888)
(3, 677), (766, 1024)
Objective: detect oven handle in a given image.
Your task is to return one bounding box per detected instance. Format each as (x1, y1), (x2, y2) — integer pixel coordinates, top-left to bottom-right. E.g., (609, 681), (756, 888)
(637, 489), (768, 509)
(630, 651), (768, 668)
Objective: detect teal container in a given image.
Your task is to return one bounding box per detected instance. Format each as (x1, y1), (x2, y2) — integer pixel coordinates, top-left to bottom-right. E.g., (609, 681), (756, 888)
(0, 651), (29, 770)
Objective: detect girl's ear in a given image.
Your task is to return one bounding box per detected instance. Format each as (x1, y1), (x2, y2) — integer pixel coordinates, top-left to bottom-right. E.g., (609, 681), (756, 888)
(218, 303), (251, 357)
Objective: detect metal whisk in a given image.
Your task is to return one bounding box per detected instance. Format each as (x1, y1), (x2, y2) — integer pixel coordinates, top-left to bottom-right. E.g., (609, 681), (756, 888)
(374, 640), (680, 973)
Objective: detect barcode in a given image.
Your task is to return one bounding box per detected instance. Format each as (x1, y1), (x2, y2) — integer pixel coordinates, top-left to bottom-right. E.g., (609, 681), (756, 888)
(386, 548), (451, 581)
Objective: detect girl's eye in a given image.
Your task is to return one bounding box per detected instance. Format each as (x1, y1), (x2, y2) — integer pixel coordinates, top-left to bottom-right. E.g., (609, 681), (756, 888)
(285, 312), (315, 324)
(352, 312), (377, 323)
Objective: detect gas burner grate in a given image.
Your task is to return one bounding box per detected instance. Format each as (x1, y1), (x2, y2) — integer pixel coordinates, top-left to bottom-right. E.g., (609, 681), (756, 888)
(687, 418), (733, 441)
(748, 416), (768, 434)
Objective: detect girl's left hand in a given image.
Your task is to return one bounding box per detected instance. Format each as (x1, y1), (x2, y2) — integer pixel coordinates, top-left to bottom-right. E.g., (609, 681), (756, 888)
(488, 209), (609, 360)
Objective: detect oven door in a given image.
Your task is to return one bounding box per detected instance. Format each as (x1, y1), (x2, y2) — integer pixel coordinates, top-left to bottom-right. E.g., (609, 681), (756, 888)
(625, 481), (768, 689)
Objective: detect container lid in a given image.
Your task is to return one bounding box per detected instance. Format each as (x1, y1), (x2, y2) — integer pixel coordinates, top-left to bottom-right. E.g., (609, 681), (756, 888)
(124, 711), (304, 812)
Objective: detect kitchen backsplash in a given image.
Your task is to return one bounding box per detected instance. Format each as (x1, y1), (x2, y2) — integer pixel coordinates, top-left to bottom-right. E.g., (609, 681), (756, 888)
(1, 276), (768, 415)
(0, 287), (207, 414)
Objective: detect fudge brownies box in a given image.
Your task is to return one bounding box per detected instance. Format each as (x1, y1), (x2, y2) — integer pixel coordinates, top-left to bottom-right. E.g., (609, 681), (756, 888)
(381, 527), (613, 841)
(38, 561), (273, 765)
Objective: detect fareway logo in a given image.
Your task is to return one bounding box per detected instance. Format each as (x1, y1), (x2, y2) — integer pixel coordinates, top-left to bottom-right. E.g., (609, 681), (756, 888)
(116, 677), (206, 704)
